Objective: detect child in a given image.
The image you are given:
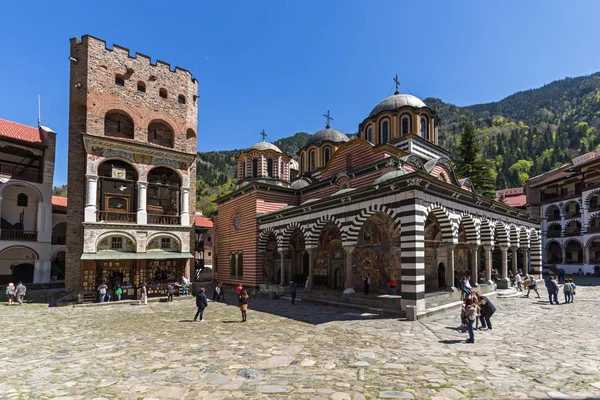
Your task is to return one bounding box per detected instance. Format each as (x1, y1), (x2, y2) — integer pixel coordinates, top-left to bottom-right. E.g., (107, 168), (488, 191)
(239, 290), (249, 322)
(570, 279), (577, 303)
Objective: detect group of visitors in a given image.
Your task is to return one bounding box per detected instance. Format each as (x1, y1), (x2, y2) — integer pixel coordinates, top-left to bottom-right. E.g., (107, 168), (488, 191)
(460, 292), (496, 344)
(5, 282), (26, 305)
(193, 283), (249, 322)
(97, 282), (123, 303)
(546, 275), (577, 305)
(458, 275), (475, 299)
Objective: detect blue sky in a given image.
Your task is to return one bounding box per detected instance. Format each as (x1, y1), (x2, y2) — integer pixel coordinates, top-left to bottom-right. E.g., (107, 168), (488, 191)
(1, 1), (600, 186)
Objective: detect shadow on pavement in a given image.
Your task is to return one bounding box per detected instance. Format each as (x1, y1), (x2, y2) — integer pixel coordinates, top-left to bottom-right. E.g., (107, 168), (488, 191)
(439, 339), (464, 344)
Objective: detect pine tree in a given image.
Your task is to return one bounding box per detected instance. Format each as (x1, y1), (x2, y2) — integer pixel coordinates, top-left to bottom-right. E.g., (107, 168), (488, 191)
(453, 123), (496, 198)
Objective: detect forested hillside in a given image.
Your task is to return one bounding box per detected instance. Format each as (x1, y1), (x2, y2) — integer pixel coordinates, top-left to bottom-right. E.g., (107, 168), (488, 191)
(193, 72), (600, 216)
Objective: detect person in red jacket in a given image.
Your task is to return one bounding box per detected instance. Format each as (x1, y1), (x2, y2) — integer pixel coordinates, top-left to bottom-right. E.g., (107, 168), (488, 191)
(389, 278), (397, 295)
(236, 283), (243, 295)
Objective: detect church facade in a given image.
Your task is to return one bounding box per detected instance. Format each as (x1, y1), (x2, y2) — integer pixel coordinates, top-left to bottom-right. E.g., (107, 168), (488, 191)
(214, 88), (542, 313)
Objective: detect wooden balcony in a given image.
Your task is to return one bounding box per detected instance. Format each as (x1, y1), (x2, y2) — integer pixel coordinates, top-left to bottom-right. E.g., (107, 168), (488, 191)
(148, 214), (180, 225)
(0, 229), (37, 241)
(0, 161), (41, 183)
(97, 211), (137, 223)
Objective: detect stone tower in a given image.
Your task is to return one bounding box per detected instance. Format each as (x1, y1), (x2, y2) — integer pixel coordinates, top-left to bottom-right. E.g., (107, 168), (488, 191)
(66, 35), (198, 298)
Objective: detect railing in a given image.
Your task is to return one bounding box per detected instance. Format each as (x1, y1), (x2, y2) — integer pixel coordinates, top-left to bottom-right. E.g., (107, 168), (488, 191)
(148, 214), (180, 225)
(547, 231), (562, 238)
(588, 226), (600, 233)
(0, 161), (41, 183)
(96, 211), (137, 223)
(585, 181), (600, 190)
(565, 211), (582, 219)
(52, 235), (66, 245)
(0, 229), (37, 241)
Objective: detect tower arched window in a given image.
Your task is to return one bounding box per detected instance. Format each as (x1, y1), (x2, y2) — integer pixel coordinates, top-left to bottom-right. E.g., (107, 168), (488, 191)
(280, 161), (284, 178)
(137, 82), (146, 92)
(323, 146), (331, 166)
(401, 114), (411, 136)
(380, 119), (390, 144)
(366, 126), (373, 142)
(178, 95), (186, 104)
(252, 158), (258, 178)
(300, 153), (306, 173)
(115, 75), (124, 86)
(309, 149), (316, 170)
(237, 253), (243, 277)
(267, 158), (274, 178)
(230, 253), (236, 276)
(159, 88), (168, 99)
(17, 193), (28, 207)
(420, 116), (428, 139)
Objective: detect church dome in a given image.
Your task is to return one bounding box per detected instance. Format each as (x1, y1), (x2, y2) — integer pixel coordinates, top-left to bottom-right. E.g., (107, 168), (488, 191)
(291, 177), (311, 189)
(290, 159), (299, 171)
(369, 94), (427, 117)
(304, 127), (349, 147)
(249, 141), (282, 153)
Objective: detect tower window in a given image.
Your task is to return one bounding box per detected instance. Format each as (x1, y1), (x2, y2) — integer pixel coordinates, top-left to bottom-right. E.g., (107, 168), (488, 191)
(300, 153), (306, 173)
(159, 88), (168, 99)
(161, 237), (171, 249)
(17, 193), (28, 207)
(380, 119), (389, 143)
(267, 158), (273, 178)
(115, 75), (125, 86)
(401, 114), (411, 136)
(252, 158), (258, 178)
(309, 149), (316, 170)
(137, 82), (146, 92)
(323, 146), (331, 165)
(366, 126), (373, 142)
(178, 95), (186, 104)
(420, 116), (428, 139)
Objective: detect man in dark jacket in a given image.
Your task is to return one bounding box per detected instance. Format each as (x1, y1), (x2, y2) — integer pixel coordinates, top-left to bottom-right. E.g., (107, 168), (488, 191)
(548, 276), (559, 305)
(477, 294), (497, 330)
(289, 281), (297, 304)
(193, 288), (208, 322)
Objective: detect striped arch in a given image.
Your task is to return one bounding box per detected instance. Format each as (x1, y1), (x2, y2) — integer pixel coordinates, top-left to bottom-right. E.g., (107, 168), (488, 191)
(519, 226), (530, 248)
(564, 217), (582, 225)
(494, 221), (510, 247)
(544, 204), (561, 218)
(509, 224), (520, 248)
(423, 203), (457, 243)
(561, 199), (582, 214)
(588, 211), (600, 225)
(529, 229), (542, 272)
(457, 213), (479, 244)
(258, 228), (280, 252)
(478, 218), (494, 246)
(307, 215), (344, 248)
(347, 204), (402, 245)
(280, 222), (308, 249)
(584, 189), (600, 207)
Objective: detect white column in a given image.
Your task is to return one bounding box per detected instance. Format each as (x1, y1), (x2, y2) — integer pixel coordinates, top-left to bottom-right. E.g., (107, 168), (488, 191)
(470, 245), (479, 286)
(497, 246), (510, 289)
(36, 201), (44, 233)
(511, 247), (518, 274)
(445, 244), (456, 289)
(306, 248), (315, 290)
(180, 187), (190, 226)
(484, 246), (493, 283)
(33, 260), (51, 284)
(137, 181), (148, 224)
(344, 246), (355, 293)
(84, 174), (99, 222)
(584, 246), (590, 264)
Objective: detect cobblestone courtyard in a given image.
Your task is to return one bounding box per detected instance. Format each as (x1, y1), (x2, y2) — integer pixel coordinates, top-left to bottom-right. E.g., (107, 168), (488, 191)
(2, 285), (600, 400)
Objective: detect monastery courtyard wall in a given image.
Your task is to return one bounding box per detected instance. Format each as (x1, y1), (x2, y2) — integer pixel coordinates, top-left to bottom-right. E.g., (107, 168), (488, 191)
(2, 284), (600, 399)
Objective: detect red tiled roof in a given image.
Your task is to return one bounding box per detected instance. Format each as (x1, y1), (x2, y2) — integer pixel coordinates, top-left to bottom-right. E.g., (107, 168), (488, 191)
(0, 118), (44, 145)
(52, 196), (67, 213)
(195, 216), (213, 228)
(501, 194), (527, 208)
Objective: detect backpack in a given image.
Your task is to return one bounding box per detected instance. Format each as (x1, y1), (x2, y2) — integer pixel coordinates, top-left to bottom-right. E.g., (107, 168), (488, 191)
(100, 286), (106, 295)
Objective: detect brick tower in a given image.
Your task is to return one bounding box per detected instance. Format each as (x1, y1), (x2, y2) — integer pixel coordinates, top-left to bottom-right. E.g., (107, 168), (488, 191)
(66, 35), (198, 300)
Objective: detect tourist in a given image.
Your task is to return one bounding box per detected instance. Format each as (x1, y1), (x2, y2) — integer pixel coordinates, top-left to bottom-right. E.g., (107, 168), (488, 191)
(389, 277), (397, 295)
(459, 277), (466, 300)
(181, 276), (189, 296)
(98, 282), (108, 303)
(478, 270), (485, 284)
(570, 279), (577, 302)
(558, 268), (565, 283)
(289, 280), (297, 304)
(491, 268), (498, 282)
(239, 290), (249, 322)
(547, 276), (559, 305)
(563, 278), (573, 303)
(464, 298), (478, 343)
(236, 283), (243, 295)
(15, 282), (26, 306)
(167, 283), (174, 302)
(464, 276), (473, 298)
(476, 292), (496, 330)
(193, 287), (208, 322)
(5, 283), (15, 305)
(515, 272), (523, 292)
(107, 285), (113, 302)
(115, 285), (123, 301)
(139, 282), (148, 305)
(212, 282), (223, 302)
(363, 274), (371, 295)
(525, 275), (540, 298)
(577, 268), (584, 277)
(508, 270), (514, 287)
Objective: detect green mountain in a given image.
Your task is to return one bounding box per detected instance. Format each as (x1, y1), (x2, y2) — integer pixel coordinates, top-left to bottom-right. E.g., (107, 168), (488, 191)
(195, 72), (600, 216)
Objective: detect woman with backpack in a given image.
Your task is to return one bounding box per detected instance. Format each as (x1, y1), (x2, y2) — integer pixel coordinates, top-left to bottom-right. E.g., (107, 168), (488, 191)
(5, 283), (15, 305)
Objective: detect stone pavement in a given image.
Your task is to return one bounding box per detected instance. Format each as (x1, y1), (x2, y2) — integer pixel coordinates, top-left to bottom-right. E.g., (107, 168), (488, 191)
(1, 286), (600, 399)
